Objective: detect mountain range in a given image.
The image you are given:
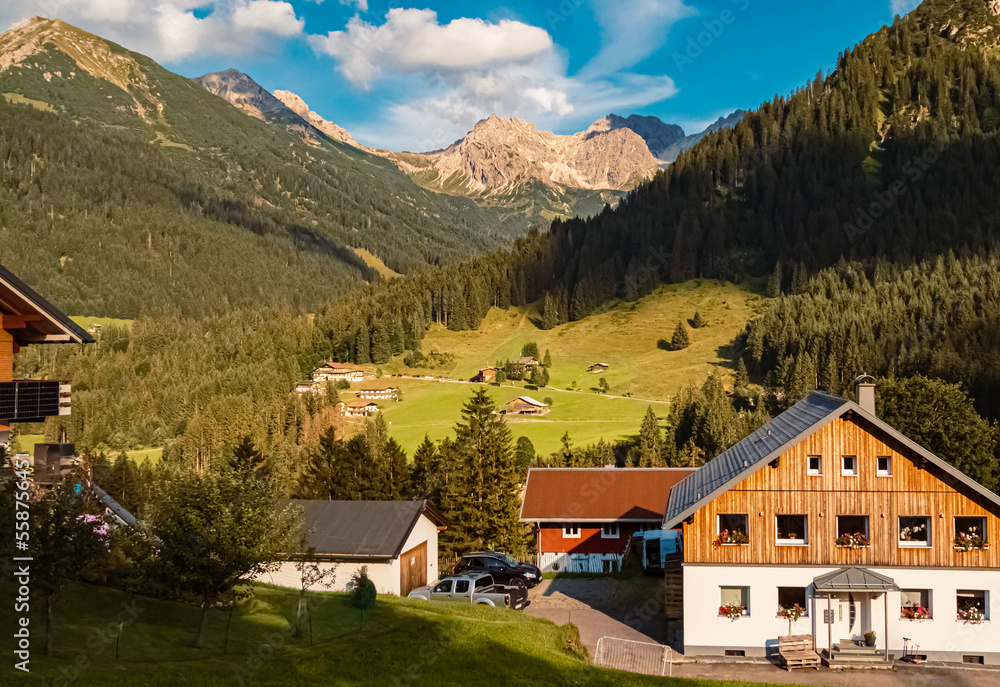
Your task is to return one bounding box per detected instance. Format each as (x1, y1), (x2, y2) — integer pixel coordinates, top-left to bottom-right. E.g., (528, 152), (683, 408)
(197, 68), (743, 218)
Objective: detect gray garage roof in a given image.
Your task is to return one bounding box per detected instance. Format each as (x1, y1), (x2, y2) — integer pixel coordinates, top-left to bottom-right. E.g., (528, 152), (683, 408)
(813, 567), (899, 592)
(281, 499), (448, 560)
(663, 390), (1000, 529)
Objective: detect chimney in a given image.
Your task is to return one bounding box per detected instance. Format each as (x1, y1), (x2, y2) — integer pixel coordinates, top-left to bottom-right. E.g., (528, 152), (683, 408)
(855, 375), (875, 415)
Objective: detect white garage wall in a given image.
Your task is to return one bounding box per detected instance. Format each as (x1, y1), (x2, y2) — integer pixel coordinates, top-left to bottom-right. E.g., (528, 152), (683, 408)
(254, 514), (441, 597)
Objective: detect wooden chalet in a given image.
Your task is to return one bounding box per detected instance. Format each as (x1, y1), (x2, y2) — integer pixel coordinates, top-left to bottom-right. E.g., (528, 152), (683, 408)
(661, 380), (1000, 665)
(504, 396), (549, 416)
(588, 362), (610, 373)
(312, 362), (363, 383)
(0, 262), (90, 425)
(294, 381), (321, 395)
(474, 367), (497, 383)
(357, 386), (399, 400)
(344, 400), (379, 417)
(519, 356), (539, 367)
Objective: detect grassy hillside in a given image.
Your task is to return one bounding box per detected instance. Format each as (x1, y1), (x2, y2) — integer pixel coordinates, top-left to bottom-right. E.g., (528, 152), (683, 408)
(345, 279), (768, 456)
(0, 18), (523, 318)
(1, 581), (757, 687)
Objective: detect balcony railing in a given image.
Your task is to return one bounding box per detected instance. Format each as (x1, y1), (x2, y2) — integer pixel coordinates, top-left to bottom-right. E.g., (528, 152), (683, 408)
(0, 380), (70, 422)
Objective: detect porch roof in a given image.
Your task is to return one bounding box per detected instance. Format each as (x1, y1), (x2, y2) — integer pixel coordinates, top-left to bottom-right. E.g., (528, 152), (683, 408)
(813, 566), (899, 593)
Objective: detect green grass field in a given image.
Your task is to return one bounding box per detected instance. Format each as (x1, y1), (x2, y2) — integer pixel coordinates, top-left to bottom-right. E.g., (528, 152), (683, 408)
(372, 378), (672, 456)
(70, 315), (134, 331)
(348, 279), (768, 456)
(4, 582), (765, 687)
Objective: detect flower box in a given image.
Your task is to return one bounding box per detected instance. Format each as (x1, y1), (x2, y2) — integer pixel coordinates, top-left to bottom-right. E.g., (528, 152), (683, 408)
(719, 602), (745, 621)
(835, 532), (870, 549)
(954, 533), (988, 551)
(901, 605), (930, 620)
(957, 605), (985, 624)
(714, 529), (749, 547)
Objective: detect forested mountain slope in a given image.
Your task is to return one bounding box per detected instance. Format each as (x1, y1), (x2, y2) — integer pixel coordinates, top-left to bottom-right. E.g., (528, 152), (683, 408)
(0, 17), (521, 317)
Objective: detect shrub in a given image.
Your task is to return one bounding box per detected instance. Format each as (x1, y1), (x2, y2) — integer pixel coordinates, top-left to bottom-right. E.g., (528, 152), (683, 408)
(350, 566), (376, 610)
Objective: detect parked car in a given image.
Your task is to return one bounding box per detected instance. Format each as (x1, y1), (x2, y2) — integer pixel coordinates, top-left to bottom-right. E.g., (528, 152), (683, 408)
(453, 551), (542, 589)
(407, 574), (529, 610)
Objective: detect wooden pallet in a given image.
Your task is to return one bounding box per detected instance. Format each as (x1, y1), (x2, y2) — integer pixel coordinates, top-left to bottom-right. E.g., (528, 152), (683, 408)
(778, 635), (821, 671)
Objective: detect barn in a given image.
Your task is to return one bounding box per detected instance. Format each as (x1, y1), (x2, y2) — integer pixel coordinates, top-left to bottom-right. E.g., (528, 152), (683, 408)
(504, 396), (549, 415)
(257, 500), (449, 597)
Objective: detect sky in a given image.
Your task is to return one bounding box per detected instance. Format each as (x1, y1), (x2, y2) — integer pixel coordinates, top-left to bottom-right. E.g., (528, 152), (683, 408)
(2, 0), (923, 151)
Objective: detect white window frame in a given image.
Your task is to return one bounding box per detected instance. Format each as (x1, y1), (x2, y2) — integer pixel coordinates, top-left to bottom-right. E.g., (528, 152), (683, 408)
(562, 524), (581, 539)
(954, 516), (988, 545)
(717, 513), (749, 545)
(841, 455), (858, 476)
(775, 514), (809, 546)
(777, 586), (809, 617)
(877, 455), (892, 477)
(898, 515), (932, 548)
(807, 455), (823, 476)
(601, 524), (620, 539)
(836, 515), (870, 539)
(900, 589), (932, 619)
(957, 590), (990, 621)
(720, 586), (750, 616)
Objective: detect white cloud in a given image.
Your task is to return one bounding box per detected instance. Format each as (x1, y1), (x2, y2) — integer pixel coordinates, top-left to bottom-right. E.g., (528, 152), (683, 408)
(309, 8), (553, 86)
(232, 0), (304, 36)
(578, 0), (695, 79)
(1, 0), (306, 63)
(337, 0), (367, 10)
(889, 0), (920, 16)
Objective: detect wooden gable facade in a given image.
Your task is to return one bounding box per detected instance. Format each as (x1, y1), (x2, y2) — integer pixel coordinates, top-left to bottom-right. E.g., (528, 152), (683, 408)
(682, 411), (1000, 570)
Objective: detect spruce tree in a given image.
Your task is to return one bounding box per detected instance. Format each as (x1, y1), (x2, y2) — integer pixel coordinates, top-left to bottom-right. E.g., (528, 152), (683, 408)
(691, 311), (704, 328)
(639, 405), (663, 466)
(541, 293), (558, 330)
(671, 321), (691, 350)
(445, 388), (522, 553)
(734, 358), (749, 390)
(408, 435), (440, 501)
(542, 349), (552, 367)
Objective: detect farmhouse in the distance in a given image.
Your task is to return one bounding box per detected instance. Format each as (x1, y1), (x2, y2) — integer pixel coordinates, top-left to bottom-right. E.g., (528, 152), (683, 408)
(344, 400), (379, 417)
(663, 380), (1000, 665)
(312, 361), (363, 383)
(474, 367), (497, 383)
(504, 396), (549, 416)
(521, 467), (694, 572)
(588, 362), (610, 373)
(357, 386), (399, 400)
(257, 500), (448, 597)
(519, 356), (539, 368)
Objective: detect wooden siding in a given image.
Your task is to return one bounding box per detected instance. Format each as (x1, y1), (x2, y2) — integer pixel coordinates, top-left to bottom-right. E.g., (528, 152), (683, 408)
(0, 315), (13, 383)
(683, 414), (1000, 569)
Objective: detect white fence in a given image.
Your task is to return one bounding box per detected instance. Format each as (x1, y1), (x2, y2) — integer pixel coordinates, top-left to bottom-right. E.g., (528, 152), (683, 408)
(594, 636), (673, 677)
(535, 553), (622, 573)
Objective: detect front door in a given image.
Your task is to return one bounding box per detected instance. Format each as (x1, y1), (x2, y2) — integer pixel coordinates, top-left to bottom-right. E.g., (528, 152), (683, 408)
(829, 593), (871, 643)
(399, 541), (427, 597)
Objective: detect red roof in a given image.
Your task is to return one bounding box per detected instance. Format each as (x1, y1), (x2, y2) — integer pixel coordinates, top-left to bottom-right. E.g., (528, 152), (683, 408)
(0, 424), (9, 431)
(520, 467), (696, 522)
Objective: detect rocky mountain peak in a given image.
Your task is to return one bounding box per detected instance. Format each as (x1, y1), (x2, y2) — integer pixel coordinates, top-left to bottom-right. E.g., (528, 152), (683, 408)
(272, 89), (367, 150)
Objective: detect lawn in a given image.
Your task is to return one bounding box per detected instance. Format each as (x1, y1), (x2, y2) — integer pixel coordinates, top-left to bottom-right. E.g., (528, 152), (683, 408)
(4, 582), (771, 687)
(379, 279), (768, 401)
(342, 279), (768, 456)
(371, 379), (671, 457)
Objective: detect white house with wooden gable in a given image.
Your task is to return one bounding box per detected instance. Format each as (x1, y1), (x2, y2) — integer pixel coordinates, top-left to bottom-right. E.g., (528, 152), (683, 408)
(662, 380), (1000, 666)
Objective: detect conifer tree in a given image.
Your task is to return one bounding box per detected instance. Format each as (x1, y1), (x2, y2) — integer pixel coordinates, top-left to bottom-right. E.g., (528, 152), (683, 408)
(542, 349), (552, 367)
(734, 358), (749, 390)
(691, 311), (704, 328)
(639, 405), (663, 466)
(671, 321), (690, 350)
(541, 293), (558, 330)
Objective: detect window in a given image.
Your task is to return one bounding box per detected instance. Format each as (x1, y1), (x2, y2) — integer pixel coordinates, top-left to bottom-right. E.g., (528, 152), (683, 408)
(955, 516), (988, 549)
(486, 558), (506, 571)
(807, 455), (822, 476)
(432, 581), (452, 594)
(454, 580), (470, 594)
(717, 514), (749, 545)
(467, 558), (486, 569)
(601, 524), (620, 539)
(720, 586), (749, 616)
(562, 524), (580, 538)
(877, 456), (892, 477)
(899, 516), (931, 547)
(778, 587), (808, 615)
(776, 515), (808, 545)
(900, 589), (931, 619)
(474, 576), (493, 590)
(957, 590), (988, 621)
(836, 515), (870, 547)
(841, 455), (858, 476)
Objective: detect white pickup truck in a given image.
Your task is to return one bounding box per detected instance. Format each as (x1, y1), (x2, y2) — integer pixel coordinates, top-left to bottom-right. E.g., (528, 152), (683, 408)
(407, 573), (529, 610)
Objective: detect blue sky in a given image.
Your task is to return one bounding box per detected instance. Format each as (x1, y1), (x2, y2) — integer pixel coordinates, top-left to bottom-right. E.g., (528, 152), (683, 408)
(3, 0), (921, 150)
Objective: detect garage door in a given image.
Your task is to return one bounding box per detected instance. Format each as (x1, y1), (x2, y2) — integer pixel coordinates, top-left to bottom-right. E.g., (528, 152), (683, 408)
(400, 541), (427, 597)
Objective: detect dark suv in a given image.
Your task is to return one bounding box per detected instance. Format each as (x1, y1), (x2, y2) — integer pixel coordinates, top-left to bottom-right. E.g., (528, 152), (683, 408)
(453, 552), (542, 589)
